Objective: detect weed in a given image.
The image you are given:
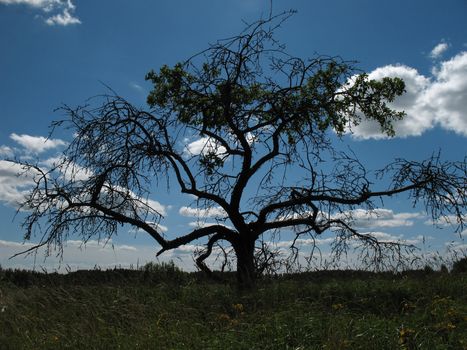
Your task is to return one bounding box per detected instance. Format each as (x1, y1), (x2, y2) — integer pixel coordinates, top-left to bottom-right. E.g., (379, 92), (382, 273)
(0, 268), (465, 349)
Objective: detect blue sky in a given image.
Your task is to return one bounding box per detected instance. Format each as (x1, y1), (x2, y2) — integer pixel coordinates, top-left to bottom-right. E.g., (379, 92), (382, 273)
(0, 0), (466, 271)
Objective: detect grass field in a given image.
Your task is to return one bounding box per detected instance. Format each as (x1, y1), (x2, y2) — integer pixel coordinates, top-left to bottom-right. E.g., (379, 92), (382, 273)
(0, 263), (466, 349)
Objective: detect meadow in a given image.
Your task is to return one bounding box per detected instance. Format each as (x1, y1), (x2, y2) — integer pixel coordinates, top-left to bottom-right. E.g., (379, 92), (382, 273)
(0, 262), (466, 349)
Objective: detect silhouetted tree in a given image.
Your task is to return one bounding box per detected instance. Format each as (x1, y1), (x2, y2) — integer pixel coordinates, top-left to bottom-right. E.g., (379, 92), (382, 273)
(13, 13), (466, 287)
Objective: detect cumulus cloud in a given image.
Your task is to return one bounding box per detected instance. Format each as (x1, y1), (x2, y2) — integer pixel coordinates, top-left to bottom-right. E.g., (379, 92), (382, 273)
(0, 160), (37, 207)
(425, 214), (466, 227)
(187, 221), (232, 230)
(274, 237), (335, 248)
(358, 231), (423, 245)
(10, 133), (67, 154)
(0, 152), (168, 218)
(45, 7), (80, 25)
(184, 137), (227, 156)
(67, 182), (167, 217)
(445, 240), (467, 253)
(0, 0), (80, 26)
(0, 146), (13, 157)
(95, 183), (168, 216)
(130, 222), (168, 234)
(139, 197), (166, 216)
(0, 240), (35, 249)
(0, 0), (51, 6)
(0, 156), (73, 208)
(149, 222), (168, 233)
(430, 42), (449, 59)
(0, 237), (225, 272)
(351, 51), (467, 139)
(43, 157), (168, 216)
(336, 208), (424, 229)
(0, 238), (175, 271)
(278, 208), (423, 232)
(179, 205), (227, 218)
(184, 132), (255, 159)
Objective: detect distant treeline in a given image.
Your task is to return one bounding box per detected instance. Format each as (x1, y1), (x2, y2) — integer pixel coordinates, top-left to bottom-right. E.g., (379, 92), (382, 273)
(1, 258), (466, 288)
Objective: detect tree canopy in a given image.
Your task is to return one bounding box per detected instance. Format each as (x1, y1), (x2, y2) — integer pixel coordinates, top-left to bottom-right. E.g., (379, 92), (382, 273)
(13, 12), (466, 287)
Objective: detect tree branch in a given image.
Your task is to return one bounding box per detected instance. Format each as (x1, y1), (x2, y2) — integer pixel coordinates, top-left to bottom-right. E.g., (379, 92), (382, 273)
(156, 225), (235, 256)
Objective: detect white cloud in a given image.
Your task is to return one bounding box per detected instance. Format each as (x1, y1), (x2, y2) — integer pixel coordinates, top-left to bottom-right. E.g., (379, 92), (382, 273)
(39, 155), (65, 168)
(144, 198), (167, 216)
(45, 8), (80, 25)
(184, 131), (255, 158)
(358, 231), (423, 245)
(430, 42), (449, 59)
(185, 137), (212, 155)
(73, 183), (167, 217)
(0, 238), (183, 271)
(278, 209), (423, 231)
(188, 221), (211, 228)
(179, 206), (227, 218)
(0, 0), (52, 6)
(445, 240), (467, 252)
(351, 52), (467, 139)
(10, 133), (67, 154)
(336, 209), (424, 229)
(172, 244), (199, 254)
(362, 231), (399, 241)
(0, 231), (435, 273)
(187, 221), (233, 231)
(130, 222), (168, 234)
(56, 160), (92, 182)
(0, 0), (80, 26)
(425, 214), (466, 227)
(0, 160), (37, 207)
(44, 158), (168, 216)
(0, 146), (13, 157)
(0, 149), (168, 217)
(274, 237), (335, 248)
(0, 240), (35, 249)
(422, 52), (467, 135)
(0, 238), (216, 272)
(149, 222), (168, 233)
(129, 82), (145, 92)
(185, 137), (227, 156)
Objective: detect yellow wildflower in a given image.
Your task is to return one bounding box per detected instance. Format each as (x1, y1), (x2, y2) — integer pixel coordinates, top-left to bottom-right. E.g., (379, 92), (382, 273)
(332, 303), (344, 310)
(232, 303), (244, 313)
(399, 327), (415, 338)
(218, 313), (231, 322)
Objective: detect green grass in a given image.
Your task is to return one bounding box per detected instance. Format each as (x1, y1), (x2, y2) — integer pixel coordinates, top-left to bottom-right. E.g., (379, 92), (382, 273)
(0, 266), (466, 349)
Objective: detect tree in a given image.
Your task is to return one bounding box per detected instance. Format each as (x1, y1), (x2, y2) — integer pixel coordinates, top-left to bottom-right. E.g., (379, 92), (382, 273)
(13, 12), (466, 288)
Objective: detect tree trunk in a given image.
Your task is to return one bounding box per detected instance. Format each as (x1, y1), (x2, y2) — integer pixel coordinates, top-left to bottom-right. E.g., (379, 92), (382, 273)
(234, 237), (256, 289)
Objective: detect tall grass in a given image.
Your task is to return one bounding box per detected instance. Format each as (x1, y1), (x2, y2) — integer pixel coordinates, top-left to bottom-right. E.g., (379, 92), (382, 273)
(0, 264), (466, 349)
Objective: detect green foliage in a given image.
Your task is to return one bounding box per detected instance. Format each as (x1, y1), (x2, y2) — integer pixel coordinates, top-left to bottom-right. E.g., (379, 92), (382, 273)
(142, 37), (407, 187)
(144, 59), (406, 138)
(140, 261), (187, 283)
(143, 13), (406, 147)
(146, 63), (196, 110)
(1, 269), (466, 349)
(452, 257), (467, 273)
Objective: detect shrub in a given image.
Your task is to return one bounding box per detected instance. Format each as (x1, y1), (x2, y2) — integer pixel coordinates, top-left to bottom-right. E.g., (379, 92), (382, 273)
(423, 264), (434, 274)
(451, 257), (467, 273)
(141, 261), (187, 283)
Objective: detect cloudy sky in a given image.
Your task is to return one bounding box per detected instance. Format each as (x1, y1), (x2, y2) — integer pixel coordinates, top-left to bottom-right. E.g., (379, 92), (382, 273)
(0, 0), (466, 271)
